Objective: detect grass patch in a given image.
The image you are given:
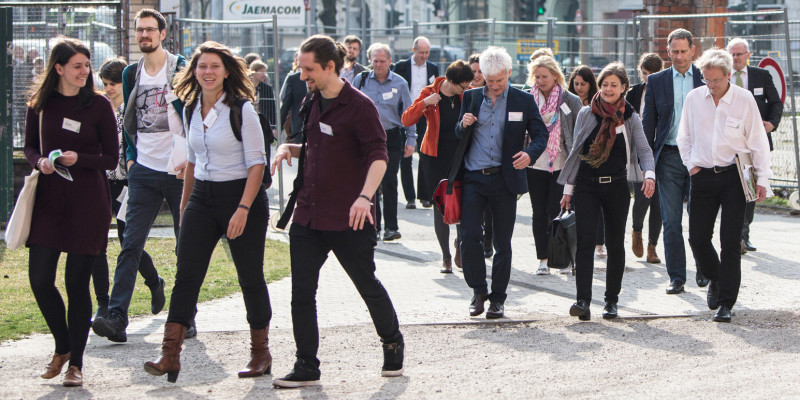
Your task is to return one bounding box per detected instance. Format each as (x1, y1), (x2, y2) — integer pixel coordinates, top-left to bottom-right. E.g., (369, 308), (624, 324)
(762, 195), (790, 208)
(0, 237), (290, 343)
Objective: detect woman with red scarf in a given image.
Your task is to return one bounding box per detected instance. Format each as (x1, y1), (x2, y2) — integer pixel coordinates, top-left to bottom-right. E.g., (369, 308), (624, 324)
(402, 60), (474, 273)
(557, 62), (656, 321)
(524, 56), (583, 275)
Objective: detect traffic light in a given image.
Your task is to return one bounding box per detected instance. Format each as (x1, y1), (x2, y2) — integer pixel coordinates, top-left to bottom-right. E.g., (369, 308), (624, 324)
(519, 0), (533, 21)
(386, 9), (404, 28)
(432, 0), (442, 17)
(536, 0), (547, 16)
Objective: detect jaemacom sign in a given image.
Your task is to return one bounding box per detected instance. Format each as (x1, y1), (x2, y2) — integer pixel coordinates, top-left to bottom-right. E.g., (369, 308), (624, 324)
(223, 0), (305, 26)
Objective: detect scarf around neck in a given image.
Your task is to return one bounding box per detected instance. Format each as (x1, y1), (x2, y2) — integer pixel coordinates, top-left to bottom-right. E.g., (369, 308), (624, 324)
(580, 92), (626, 168)
(531, 83), (563, 172)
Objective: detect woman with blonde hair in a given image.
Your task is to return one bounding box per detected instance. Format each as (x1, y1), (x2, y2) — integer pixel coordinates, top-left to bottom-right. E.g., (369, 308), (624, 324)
(525, 55), (583, 275)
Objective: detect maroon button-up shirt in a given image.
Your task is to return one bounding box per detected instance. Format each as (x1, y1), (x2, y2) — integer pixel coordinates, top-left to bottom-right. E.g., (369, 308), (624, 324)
(293, 80), (388, 231)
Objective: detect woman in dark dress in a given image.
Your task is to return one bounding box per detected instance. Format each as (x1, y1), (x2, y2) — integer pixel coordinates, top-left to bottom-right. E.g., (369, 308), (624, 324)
(23, 37), (119, 386)
(402, 60), (474, 273)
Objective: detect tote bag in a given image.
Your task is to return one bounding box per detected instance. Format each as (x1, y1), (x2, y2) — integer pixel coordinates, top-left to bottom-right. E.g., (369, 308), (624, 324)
(5, 112), (43, 250)
(547, 209), (577, 271)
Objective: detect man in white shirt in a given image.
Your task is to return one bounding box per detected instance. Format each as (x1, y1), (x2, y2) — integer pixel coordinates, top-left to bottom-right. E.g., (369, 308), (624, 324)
(677, 48), (772, 323)
(93, 9), (192, 342)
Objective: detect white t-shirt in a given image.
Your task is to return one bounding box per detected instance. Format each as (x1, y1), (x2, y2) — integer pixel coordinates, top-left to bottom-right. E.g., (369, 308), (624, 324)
(134, 62), (183, 171)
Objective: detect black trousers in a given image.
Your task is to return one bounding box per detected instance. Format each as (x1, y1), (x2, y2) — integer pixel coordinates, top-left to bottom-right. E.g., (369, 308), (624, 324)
(289, 222), (402, 368)
(460, 171), (517, 304)
(400, 118), (426, 202)
(688, 168), (746, 308)
(526, 168), (564, 259)
(92, 179), (158, 307)
(380, 129), (404, 231)
(631, 180), (662, 245)
(741, 201), (755, 242)
(573, 178), (631, 303)
(167, 179), (271, 329)
(29, 245), (96, 369)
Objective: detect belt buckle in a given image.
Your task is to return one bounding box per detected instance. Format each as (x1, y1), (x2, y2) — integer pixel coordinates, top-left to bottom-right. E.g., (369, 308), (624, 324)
(482, 168), (492, 175)
(598, 176), (612, 183)
(713, 166), (724, 173)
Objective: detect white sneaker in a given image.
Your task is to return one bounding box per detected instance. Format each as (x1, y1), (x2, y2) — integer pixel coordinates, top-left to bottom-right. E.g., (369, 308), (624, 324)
(595, 245), (607, 258)
(559, 267), (572, 275)
(536, 260), (550, 275)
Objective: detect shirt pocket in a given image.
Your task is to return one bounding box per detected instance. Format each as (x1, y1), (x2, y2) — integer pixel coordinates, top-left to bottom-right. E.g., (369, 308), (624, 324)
(723, 117), (743, 140)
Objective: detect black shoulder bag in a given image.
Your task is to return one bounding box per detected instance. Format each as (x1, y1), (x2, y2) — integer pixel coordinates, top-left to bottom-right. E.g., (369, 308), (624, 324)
(276, 93), (314, 230)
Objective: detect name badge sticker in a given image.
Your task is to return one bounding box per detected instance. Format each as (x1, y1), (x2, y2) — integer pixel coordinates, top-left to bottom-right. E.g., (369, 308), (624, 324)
(203, 109), (218, 128)
(392, 88), (398, 93)
(560, 103), (571, 115)
(165, 92), (178, 103)
(382, 91), (394, 100)
(320, 122), (334, 136)
(429, 75), (436, 84)
(754, 87), (764, 96)
(508, 112), (523, 122)
(62, 118), (81, 133)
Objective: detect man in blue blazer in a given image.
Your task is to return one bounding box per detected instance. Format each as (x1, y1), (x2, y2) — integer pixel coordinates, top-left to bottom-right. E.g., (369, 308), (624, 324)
(455, 47), (548, 319)
(642, 28), (707, 295)
(392, 37), (440, 208)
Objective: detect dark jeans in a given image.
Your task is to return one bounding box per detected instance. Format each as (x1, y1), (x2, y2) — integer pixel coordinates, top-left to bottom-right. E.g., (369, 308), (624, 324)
(656, 146), (691, 284)
(460, 171), (517, 304)
(288, 222), (402, 368)
(631, 180), (662, 245)
(109, 163), (183, 324)
(167, 179), (270, 329)
(29, 245), (95, 369)
(380, 129), (404, 231)
(92, 179), (158, 308)
(741, 201), (755, 242)
(688, 168), (745, 308)
(573, 178), (631, 304)
(526, 168), (563, 259)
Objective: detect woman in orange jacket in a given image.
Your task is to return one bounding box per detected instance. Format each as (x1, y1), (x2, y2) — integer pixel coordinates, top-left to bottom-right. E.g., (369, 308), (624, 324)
(402, 60), (473, 273)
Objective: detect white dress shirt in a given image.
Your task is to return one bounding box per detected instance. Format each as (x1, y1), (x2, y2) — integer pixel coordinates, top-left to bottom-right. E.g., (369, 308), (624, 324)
(185, 93), (266, 182)
(677, 84), (772, 187)
(410, 58), (428, 100)
(730, 66), (749, 89)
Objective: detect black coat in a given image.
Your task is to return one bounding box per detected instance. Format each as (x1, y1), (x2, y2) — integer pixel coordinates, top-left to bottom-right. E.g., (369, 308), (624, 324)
(279, 71), (308, 135)
(391, 58), (440, 90)
(745, 65), (783, 150)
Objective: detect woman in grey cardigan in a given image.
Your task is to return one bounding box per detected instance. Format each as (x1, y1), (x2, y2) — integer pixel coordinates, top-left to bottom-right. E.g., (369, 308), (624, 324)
(524, 55), (583, 275)
(557, 62), (656, 321)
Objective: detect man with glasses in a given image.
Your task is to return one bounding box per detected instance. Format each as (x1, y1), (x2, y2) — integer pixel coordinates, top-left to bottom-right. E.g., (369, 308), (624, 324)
(92, 8), (193, 342)
(642, 28), (708, 295)
(727, 38), (783, 254)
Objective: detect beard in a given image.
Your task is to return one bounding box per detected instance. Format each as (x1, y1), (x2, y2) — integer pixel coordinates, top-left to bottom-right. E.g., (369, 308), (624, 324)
(347, 55), (357, 62)
(139, 40), (159, 53)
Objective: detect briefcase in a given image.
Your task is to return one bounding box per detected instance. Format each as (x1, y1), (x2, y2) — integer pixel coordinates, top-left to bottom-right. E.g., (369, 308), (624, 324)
(547, 209), (577, 272)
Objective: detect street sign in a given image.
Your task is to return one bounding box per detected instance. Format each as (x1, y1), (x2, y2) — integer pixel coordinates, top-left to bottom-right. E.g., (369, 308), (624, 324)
(758, 57), (786, 103)
(517, 39), (560, 61)
(575, 9), (583, 34)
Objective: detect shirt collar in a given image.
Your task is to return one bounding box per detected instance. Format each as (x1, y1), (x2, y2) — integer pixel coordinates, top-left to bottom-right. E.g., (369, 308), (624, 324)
(702, 83), (735, 104)
(482, 84), (510, 100)
(673, 67), (693, 79)
(412, 57), (425, 67)
(368, 70), (393, 82)
(735, 66), (748, 76)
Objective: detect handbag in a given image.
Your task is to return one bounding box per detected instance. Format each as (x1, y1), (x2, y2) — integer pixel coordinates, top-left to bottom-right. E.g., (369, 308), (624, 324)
(5, 112), (43, 250)
(432, 178), (463, 225)
(547, 208), (577, 271)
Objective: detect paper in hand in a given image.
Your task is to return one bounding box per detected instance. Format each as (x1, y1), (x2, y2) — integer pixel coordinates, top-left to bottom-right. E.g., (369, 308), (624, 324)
(48, 149), (73, 181)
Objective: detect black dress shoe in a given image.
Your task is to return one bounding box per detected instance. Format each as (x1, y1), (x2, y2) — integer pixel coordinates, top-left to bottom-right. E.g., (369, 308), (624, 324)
(666, 281), (685, 294)
(707, 280), (719, 310)
(569, 299), (591, 321)
(486, 302), (504, 319)
(602, 302), (618, 319)
(383, 229), (402, 241)
(405, 202), (416, 209)
(743, 240), (757, 252)
(469, 294), (488, 317)
(696, 270), (709, 288)
(483, 247), (493, 258)
(713, 305), (732, 322)
(420, 200), (432, 208)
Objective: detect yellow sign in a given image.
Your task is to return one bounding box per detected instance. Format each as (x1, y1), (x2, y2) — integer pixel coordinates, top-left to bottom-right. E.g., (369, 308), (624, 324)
(517, 39), (559, 56)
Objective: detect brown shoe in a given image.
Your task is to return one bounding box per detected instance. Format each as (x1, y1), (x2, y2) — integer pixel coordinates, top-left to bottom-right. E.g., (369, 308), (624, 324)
(143, 322), (187, 383)
(454, 239), (462, 269)
(440, 259), (453, 274)
(238, 327), (273, 378)
(41, 352), (70, 379)
(62, 366), (83, 387)
(740, 241), (747, 255)
(646, 244), (661, 264)
(632, 230), (644, 258)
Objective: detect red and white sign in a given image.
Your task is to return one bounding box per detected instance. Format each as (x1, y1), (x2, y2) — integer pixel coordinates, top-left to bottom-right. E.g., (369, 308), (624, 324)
(758, 57), (786, 103)
(575, 9), (583, 34)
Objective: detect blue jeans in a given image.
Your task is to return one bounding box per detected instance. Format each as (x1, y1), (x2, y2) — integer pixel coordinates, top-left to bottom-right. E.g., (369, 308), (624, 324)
(108, 163), (183, 324)
(656, 147), (690, 284)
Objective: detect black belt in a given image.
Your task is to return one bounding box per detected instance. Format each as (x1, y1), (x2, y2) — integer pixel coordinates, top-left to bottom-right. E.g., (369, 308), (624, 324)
(580, 174), (626, 184)
(662, 144), (679, 152)
(474, 166), (501, 175)
(385, 127), (400, 135)
(699, 165), (735, 174)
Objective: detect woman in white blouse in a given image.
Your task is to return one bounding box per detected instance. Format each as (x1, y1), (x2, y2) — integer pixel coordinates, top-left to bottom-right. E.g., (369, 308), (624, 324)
(143, 41), (272, 382)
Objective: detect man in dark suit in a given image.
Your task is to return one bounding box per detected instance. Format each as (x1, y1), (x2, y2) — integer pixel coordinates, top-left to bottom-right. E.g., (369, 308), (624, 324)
(642, 28), (708, 295)
(456, 47), (547, 319)
(392, 36), (440, 208)
(727, 38), (783, 254)
(280, 51), (308, 143)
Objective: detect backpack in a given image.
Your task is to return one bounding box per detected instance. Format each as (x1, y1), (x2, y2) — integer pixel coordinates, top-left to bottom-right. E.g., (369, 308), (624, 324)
(186, 98), (274, 188)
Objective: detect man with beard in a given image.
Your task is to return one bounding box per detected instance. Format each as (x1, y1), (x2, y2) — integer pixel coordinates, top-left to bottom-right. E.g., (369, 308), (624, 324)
(92, 8), (193, 343)
(339, 35), (367, 84)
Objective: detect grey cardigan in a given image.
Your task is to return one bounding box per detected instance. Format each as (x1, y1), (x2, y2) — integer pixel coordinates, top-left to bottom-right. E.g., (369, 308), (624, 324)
(557, 106), (655, 192)
(525, 87), (582, 163)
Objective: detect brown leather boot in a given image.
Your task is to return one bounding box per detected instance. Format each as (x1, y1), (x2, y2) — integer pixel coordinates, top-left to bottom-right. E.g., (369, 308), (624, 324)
(647, 244), (662, 264)
(238, 327), (272, 378)
(454, 239), (462, 269)
(143, 322), (187, 383)
(41, 352), (70, 379)
(632, 230), (644, 258)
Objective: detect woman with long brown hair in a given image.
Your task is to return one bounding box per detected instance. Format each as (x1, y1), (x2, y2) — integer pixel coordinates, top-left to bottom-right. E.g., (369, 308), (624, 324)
(144, 41), (271, 382)
(24, 37), (119, 386)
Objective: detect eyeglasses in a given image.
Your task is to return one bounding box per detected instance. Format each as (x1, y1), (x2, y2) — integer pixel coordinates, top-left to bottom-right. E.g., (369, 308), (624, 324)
(701, 78), (727, 85)
(730, 52), (748, 58)
(135, 27), (159, 35)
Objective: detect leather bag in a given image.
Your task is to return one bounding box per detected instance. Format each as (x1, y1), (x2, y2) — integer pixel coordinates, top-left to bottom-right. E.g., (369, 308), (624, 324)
(432, 178), (463, 225)
(547, 209), (577, 270)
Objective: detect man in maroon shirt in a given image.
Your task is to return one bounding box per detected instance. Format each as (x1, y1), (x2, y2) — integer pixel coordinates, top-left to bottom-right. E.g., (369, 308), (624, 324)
(270, 35), (404, 388)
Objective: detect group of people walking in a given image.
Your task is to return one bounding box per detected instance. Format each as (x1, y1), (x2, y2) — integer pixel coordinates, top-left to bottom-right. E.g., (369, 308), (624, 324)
(19, 7), (775, 389)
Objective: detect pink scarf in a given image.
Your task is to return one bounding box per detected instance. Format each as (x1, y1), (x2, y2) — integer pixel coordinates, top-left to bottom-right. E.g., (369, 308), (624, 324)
(531, 84), (563, 172)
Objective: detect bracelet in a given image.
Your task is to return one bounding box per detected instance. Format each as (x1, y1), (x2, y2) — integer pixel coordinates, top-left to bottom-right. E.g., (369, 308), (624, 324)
(37, 157), (45, 168)
(359, 194), (372, 202)
(238, 204), (250, 211)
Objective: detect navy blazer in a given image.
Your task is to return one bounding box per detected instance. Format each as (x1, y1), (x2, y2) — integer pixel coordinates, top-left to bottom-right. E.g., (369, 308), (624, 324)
(454, 87), (548, 194)
(392, 58), (439, 90)
(280, 71), (308, 135)
(641, 64), (704, 164)
(746, 65), (783, 150)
